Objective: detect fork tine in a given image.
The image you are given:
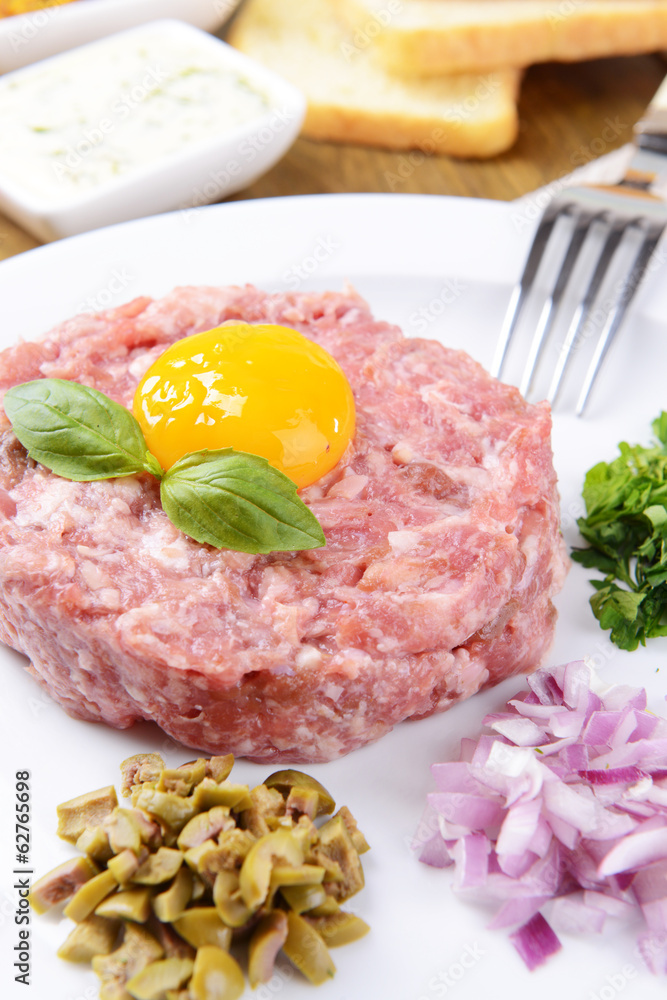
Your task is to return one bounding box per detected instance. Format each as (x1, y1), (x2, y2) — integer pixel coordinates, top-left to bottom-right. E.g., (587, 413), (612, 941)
(492, 201), (562, 378)
(576, 220), (667, 415)
(519, 208), (599, 398)
(547, 218), (626, 406)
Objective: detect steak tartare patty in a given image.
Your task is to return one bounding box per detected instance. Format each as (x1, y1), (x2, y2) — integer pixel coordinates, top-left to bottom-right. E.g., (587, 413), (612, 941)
(0, 285), (568, 762)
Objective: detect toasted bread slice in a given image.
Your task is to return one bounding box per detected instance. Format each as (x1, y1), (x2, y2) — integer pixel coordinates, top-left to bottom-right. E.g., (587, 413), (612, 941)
(227, 0), (521, 157)
(338, 0), (667, 75)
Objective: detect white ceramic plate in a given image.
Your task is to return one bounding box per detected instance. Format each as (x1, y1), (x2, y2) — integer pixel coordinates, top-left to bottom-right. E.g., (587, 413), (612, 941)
(0, 0), (239, 73)
(1, 193), (667, 1000)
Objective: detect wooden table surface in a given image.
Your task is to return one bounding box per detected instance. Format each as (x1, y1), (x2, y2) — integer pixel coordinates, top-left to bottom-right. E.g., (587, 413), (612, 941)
(1, 53), (665, 264)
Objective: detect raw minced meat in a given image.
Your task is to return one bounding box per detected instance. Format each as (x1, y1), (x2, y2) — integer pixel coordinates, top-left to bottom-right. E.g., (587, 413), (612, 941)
(0, 284), (568, 762)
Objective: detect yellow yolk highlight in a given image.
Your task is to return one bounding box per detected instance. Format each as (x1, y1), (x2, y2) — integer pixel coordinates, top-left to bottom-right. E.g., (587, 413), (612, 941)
(132, 323), (356, 488)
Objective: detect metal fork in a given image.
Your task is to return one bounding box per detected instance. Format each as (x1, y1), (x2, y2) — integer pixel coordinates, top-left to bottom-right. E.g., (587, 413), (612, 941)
(493, 75), (667, 415)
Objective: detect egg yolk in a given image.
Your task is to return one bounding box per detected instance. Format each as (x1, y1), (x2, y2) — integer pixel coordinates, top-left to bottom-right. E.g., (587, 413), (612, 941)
(132, 323), (356, 488)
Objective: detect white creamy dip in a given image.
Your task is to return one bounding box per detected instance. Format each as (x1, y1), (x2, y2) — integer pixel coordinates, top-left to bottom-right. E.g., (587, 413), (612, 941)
(0, 24), (272, 202)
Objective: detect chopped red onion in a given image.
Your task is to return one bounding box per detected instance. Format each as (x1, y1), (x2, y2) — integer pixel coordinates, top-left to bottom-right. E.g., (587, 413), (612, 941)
(451, 833), (490, 888)
(416, 661), (667, 974)
(413, 802), (453, 868)
(632, 862), (667, 906)
(577, 767), (645, 785)
(418, 832), (452, 869)
(582, 711), (627, 746)
(549, 709), (586, 740)
(598, 827), (667, 876)
(602, 685), (647, 712)
(431, 761), (478, 790)
(549, 893), (606, 935)
(509, 912), (562, 970)
(498, 850), (539, 880)
(485, 714), (548, 746)
(637, 932), (667, 975)
(633, 713), (662, 740)
(496, 798), (542, 858)
(582, 890), (635, 920)
(488, 895), (550, 930)
(560, 743), (589, 771)
(428, 792), (504, 833)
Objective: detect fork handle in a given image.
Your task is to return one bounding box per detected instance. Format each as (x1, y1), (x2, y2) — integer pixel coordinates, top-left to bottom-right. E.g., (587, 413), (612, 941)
(634, 74), (667, 156)
(619, 75), (667, 192)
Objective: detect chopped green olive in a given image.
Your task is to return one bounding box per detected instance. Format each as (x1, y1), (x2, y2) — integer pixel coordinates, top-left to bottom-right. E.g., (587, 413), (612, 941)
(189, 945), (244, 1000)
(95, 887), (153, 923)
(157, 761), (206, 796)
(64, 869), (118, 923)
(151, 867), (193, 923)
(264, 769), (336, 817)
(280, 882), (328, 914)
(57, 914), (119, 962)
(172, 907), (232, 950)
(205, 754), (234, 783)
(282, 910), (336, 984)
(120, 754), (165, 797)
(212, 871), (254, 928)
(76, 825), (113, 863)
(133, 788), (198, 833)
(132, 847), (183, 885)
(92, 923), (164, 1000)
(248, 910), (288, 988)
(177, 806), (232, 851)
(182, 839), (218, 872)
(191, 780), (252, 813)
(107, 847), (148, 884)
(126, 956), (194, 1000)
(191, 873), (207, 901)
(285, 785), (320, 820)
(239, 828), (304, 910)
(213, 828), (256, 869)
(270, 863), (325, 888)
(104, 808), (143, 854)
(29, 855), (99, 914)
(307, 895), (340, 917)
(57, 786), (119, 843)
(306, 911), (370, 946)
(336, 805), (371, 854)
(241, 784), (288, 838)
(315, 814), (365, 901)
(149, 919), (196, 962)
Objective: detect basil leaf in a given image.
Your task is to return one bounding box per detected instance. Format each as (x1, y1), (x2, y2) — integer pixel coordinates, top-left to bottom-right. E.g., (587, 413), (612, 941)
(4, 378), (162, 481)
(161, 449), (326, 554)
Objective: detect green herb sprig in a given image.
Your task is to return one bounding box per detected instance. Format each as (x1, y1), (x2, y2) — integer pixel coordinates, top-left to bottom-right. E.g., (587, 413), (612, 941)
(572, 412), (667, 650)
(3, 379), (325, 555)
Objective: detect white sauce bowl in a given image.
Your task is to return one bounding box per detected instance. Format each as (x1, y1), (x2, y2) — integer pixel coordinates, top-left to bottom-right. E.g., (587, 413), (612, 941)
(0, 18), (306, 241)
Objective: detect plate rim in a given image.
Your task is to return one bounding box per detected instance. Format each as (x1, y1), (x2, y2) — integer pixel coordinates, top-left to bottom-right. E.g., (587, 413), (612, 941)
(2, 191), (665, 330)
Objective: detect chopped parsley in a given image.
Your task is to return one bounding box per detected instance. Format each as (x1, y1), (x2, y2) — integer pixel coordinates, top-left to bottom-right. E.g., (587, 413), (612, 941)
(572, 412), (667, 650)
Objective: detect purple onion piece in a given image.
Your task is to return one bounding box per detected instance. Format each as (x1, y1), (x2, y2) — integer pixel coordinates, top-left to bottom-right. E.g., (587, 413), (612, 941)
(509, 913), (562, 970)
